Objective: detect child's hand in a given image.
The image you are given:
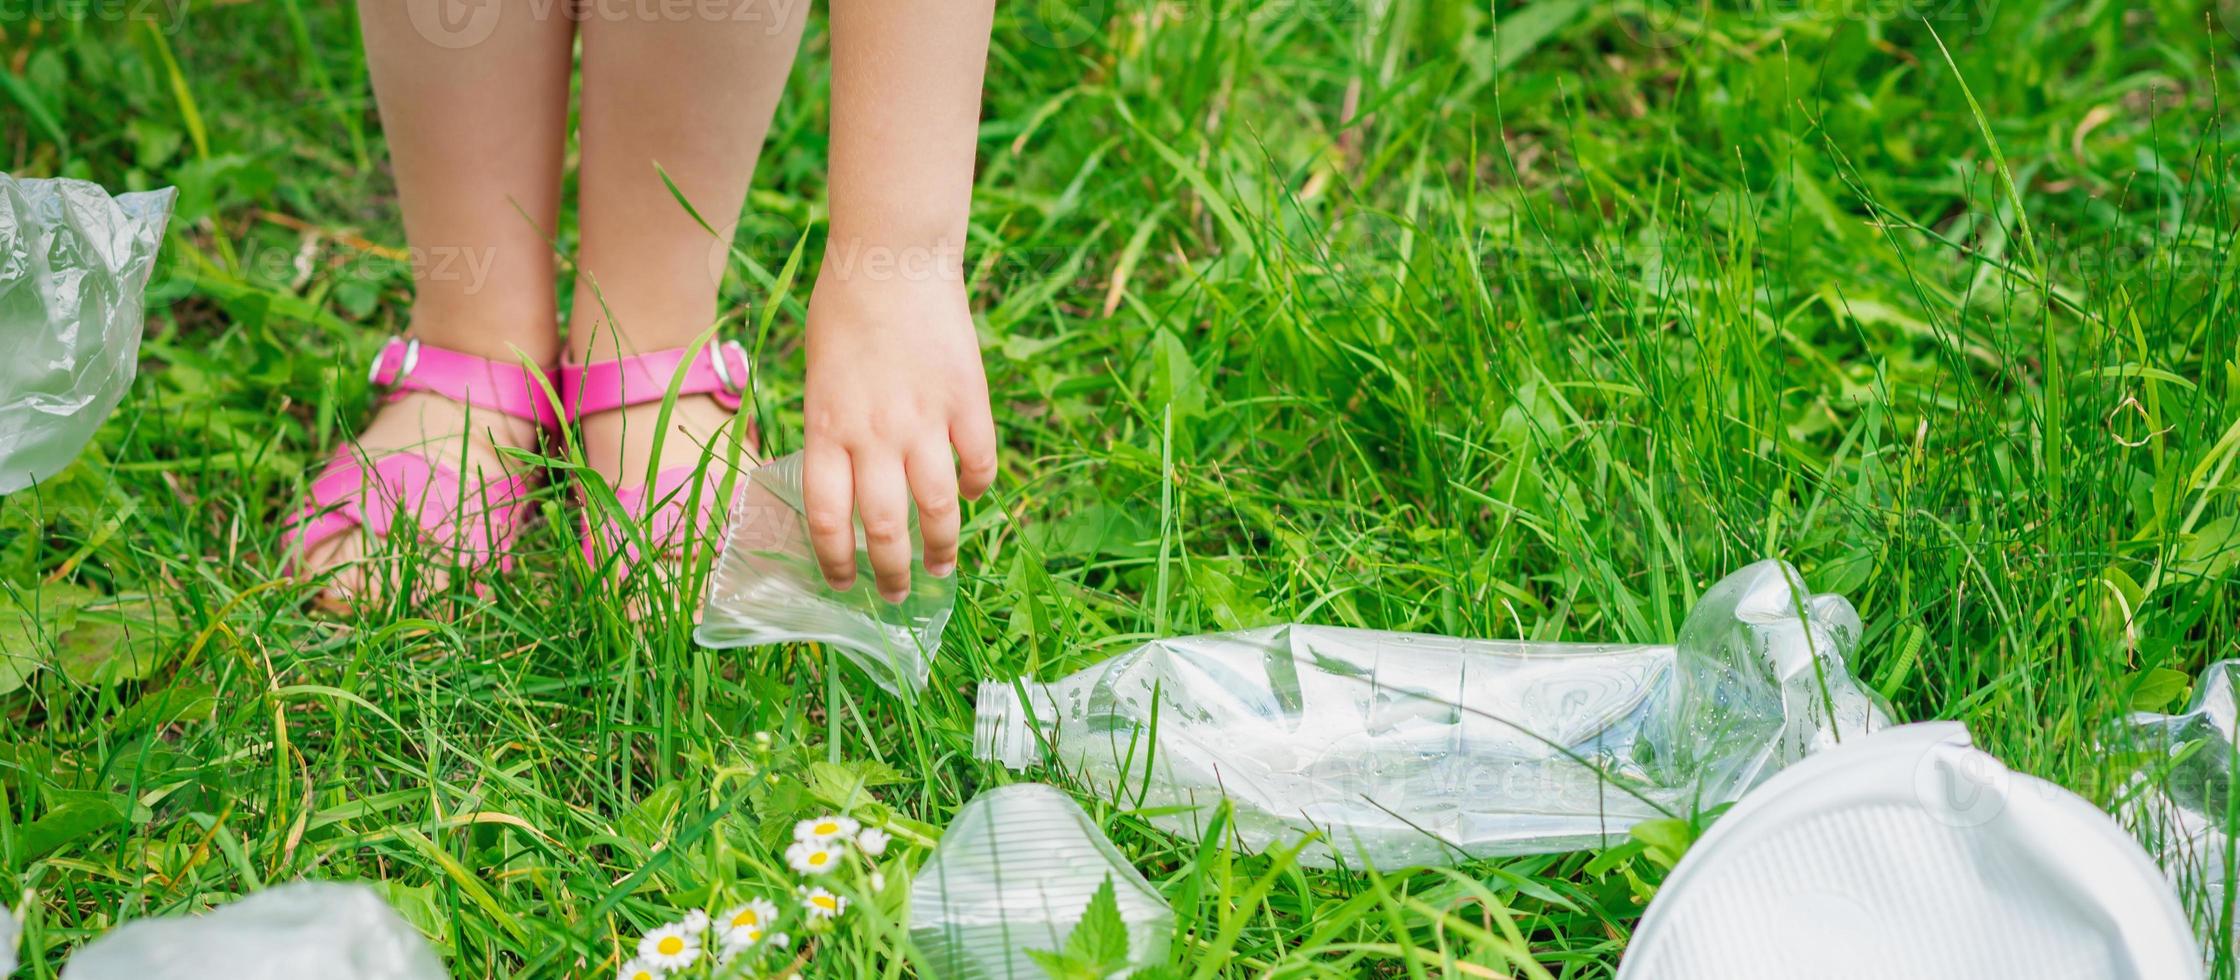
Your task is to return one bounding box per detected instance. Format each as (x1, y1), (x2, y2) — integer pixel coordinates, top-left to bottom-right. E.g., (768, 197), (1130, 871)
(801, 261), (997, 601)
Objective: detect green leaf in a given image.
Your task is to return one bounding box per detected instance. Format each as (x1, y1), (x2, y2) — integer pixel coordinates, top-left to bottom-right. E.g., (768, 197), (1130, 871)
(0, 582), (99, 695)
(1628, 818), (1696, 871)
(1065, 875), (1132, 974)
(23, 791), (134, 859)
(2130, 667), (2192, 714)
(620, 781), (687, 846)
(805, 759), (907, 811)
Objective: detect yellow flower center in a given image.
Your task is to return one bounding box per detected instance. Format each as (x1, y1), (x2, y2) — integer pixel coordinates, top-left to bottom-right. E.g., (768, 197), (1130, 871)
(732, 910), (759, 928)
(808, 851), (830, 866)
(813, 895), (838, 911)
(746, 928), (764, 942)
(632, 972), (654, 980)
(814, 821), (839, 835)
(657, 936), (685, 956)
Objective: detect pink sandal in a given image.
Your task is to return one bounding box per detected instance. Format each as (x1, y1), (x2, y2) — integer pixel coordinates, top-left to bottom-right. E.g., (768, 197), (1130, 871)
(559, 339), (756, 578)
(281, 337), (561, 578)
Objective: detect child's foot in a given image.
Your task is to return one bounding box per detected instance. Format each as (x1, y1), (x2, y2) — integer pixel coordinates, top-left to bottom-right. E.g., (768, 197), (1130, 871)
(580, 393), (759, 567)
(295, 392), (545, 604)
(566, 342), (760, 581)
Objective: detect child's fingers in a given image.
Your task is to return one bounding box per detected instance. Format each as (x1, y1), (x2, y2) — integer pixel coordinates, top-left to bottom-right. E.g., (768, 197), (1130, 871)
(953, 410), (998, 499)
(802, 442), (860, 590)
(906, 442), (961, 579)
(853, 451), (915, 602)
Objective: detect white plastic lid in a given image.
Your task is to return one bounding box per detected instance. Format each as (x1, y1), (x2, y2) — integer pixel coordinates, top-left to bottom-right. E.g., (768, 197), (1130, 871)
(1619, 722), (2201, 980)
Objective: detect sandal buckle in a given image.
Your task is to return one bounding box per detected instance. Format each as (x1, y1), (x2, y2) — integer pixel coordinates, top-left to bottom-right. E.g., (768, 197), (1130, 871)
(708, 340), (748, 395)
(367, 337), (422, 391)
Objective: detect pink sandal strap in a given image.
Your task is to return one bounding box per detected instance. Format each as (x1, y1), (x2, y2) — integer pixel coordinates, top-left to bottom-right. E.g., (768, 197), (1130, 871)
(370, 336), (563, 430)
(580, 464), (740, 572)
(281, 448), (540, 570)
(558, 340), (751, 420)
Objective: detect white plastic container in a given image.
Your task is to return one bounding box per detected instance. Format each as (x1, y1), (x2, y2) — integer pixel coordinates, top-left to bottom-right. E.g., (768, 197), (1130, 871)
(975, 560), (1886, 868)
(1618, 723), (2201, 980)
(61, 881), (446, 980)
(908, 784), (1172, 979)
(695, 452), (954, 694)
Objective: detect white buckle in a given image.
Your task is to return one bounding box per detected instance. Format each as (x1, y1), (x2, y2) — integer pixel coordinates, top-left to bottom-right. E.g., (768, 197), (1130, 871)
(367, 337), (421, 390)
(708, 340), (746, 394)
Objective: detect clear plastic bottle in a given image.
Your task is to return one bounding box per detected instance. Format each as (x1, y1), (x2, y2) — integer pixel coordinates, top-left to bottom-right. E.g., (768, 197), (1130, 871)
(908, 784), (1172, 979)
(695, 452), (954, 694)
(974, 561), (1886, 868)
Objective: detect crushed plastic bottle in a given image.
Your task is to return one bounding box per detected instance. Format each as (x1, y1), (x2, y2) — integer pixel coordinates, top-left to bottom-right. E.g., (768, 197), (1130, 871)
(0, 174), (176, 494)
(908, 783), (1172, 979)
(2124, 659), (2240, 940)
(61, 881), (446, 980)
(975, 560), (1887, 868)
(695, 451), (954, 694)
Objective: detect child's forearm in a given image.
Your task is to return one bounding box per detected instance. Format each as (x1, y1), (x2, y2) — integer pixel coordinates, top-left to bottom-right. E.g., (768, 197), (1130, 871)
(825, 0), (997, 262)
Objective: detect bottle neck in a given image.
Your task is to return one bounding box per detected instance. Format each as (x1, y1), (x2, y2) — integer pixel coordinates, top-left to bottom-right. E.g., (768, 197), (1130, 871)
(974, 682), (1047, 769)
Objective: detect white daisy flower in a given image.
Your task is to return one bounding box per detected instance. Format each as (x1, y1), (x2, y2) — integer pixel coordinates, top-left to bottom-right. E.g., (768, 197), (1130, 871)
(616, 959), (663, 980)
(768, 931), (792, 950)
(682, 908), (710, 934)
(799, 886), (846, 920)
(868, 870), (887, 893)
(717, 898), (781, 935)
(794, 814), (860, 844)
(637, 922), (702, 971)
(719, 922), (766, 955)
(854, 826), (891, 856)
(786, 840), (844, 875)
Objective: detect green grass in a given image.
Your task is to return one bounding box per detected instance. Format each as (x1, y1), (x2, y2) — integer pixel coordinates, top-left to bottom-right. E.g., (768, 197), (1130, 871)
(5, 0), (2240, 975)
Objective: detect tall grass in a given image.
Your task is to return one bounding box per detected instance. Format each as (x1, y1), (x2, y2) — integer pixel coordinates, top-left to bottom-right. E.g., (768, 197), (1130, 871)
(4, 0), (2238, 975)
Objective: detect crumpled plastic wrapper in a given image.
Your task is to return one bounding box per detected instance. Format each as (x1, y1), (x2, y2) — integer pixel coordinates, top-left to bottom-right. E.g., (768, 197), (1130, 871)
(61, 881), (446, 980)
(697, 451), (954, 694)
(2125, 660), (2240, 940)
(975, 560), (1889, 868)
(0, 174), (175, 494)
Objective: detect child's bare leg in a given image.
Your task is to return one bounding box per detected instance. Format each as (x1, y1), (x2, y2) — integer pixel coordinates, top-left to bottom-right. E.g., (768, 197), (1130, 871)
(570, 0), (808, 483)
(304, 0), (576, 598)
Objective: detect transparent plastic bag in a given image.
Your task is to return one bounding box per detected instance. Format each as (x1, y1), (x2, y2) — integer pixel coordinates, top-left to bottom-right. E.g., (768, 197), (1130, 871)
(974, 560), (1887, 868)
(909, 783), (1172, 979)
(695, 451), (954, 694)
(62, 881), (446, 980)
(2123, 660), (2240, 928)
(0, 174), (175, 494)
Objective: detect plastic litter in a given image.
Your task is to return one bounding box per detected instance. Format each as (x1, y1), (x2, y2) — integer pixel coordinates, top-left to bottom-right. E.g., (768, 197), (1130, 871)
(1618, 722), (2201, 980)
(61, 881), (446, 980)
(975, 560), (1885, 868)
(908, 783), (1172, 979)
(2, 903), (18, 976)
(0, 174), (175, 494)
(2124, 659), (2240, 935)
(696, 451), (953, 694)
